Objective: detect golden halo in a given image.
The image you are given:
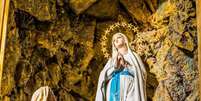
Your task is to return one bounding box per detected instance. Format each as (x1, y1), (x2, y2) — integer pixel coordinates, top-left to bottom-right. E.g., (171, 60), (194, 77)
(100, 22), (139, 58)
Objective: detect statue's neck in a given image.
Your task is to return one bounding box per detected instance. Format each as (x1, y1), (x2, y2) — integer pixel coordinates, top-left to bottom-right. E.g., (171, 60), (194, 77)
(117, 46), (128, 55)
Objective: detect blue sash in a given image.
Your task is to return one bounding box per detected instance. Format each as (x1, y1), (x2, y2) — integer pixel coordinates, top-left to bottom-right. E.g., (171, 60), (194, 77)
(110, 69), (134, 101)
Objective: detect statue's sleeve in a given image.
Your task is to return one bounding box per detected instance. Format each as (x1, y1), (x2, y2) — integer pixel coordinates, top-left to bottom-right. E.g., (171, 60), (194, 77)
(133, 52), (147, 101)
(95, 58), (112, 101)
(133, 52), (147, 80)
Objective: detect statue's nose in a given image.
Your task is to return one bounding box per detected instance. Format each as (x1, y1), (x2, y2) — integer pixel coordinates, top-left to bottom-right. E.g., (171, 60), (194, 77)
(115, 40), (118, 43)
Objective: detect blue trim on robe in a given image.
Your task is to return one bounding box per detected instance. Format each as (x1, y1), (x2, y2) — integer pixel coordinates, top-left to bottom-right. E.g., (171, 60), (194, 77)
(110, 69), (134, 101)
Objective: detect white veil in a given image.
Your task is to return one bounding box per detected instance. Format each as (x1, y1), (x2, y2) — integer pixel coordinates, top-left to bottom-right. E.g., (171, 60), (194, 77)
(112, 32), (146, 77)
(95, 32), (147, 101)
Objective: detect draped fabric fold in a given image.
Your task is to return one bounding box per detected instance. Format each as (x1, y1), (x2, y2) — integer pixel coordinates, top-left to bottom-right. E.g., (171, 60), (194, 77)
(31, 86), (56, 101)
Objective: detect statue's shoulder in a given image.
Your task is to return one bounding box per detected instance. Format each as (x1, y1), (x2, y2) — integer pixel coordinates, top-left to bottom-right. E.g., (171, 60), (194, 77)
(131, 51), (138, 56)
(104, 57), (115, 66)
(107, 57), (113, 63)
(101, 58), (113, 73)
(108, 57), (112, 60)
(131, 51), (141, 58)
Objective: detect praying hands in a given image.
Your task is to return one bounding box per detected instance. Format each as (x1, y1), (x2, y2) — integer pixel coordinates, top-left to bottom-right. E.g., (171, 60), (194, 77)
(114, 52), (130, 69)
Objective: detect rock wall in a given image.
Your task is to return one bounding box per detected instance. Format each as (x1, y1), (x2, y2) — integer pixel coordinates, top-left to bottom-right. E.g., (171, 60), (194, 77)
(1, 0), (198, 101)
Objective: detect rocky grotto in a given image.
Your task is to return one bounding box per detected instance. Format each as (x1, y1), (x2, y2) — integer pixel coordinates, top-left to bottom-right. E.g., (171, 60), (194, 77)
(1, 0), (199, 101)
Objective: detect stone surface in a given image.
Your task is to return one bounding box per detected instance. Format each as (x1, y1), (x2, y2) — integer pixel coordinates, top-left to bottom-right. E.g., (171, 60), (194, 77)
(132, 0), (198, 101)
(173, 32), (195, 51)
(69, 0), (97, 15)
(119, 0), (151, 24)
(1, 28), (20, 96)
(86, 0), (119, 19)
(13, 0), (57, 21)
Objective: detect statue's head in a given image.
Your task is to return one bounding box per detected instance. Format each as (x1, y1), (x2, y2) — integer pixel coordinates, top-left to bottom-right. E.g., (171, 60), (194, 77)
(112, 32), (130, 58)
(112, 32), (127, 50)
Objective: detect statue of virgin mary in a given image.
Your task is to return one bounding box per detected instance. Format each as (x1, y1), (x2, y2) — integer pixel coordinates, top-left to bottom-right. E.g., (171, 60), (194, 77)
(95, 33), (147, 101)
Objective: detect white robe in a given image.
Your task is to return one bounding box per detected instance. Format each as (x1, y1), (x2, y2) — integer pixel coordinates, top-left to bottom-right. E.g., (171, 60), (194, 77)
(95, 51), (147, 101)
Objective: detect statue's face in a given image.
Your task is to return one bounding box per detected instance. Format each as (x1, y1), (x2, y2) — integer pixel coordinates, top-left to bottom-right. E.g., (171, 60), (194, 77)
(113, 34), (125, 49)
